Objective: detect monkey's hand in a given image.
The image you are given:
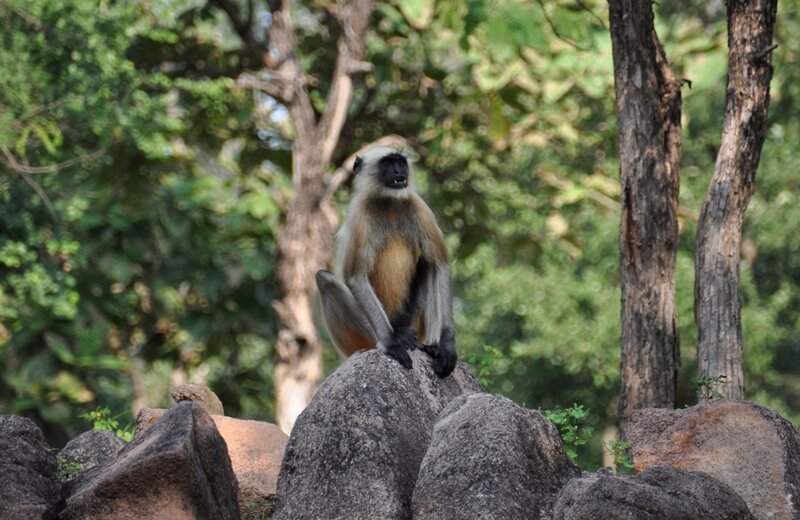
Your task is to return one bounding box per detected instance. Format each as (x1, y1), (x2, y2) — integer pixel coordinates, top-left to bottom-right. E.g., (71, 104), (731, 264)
(421, 326), (457, 378)
(382, 327), (418, 369)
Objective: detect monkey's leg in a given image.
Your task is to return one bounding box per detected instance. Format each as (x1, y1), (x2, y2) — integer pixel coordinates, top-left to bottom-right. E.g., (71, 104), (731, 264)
(315, 270), (376, 356)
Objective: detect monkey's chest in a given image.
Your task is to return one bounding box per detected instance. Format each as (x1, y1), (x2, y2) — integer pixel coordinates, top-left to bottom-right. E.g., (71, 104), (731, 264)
(369, 237), (419, 320)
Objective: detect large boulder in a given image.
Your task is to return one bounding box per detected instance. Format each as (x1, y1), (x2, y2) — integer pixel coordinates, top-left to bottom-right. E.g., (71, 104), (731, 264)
(213, 416), (288, 519)
(553, 466), (755, 519)
(412, 393), (580, 519)
(0, 415), (60, 520)
(273, 348), (482, 520)
(56, 429), (126, 483)
(627, 400), (800, 520)
(135, 397), (286, 518)
(60, 402), (239, 520)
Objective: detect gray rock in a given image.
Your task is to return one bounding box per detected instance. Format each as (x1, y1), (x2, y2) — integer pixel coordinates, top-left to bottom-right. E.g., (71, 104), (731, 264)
(553, 466), (755, 519)
(56, 429), (126, 482)
(413, 393), (580, 519)
(0, 415), (60, 519)
(60, 402), (239, 520)
(171, 383), (225, 416)
(273, 348), (482, 520)
(133, 407), (166, 436)
(627, 400), (800, 520)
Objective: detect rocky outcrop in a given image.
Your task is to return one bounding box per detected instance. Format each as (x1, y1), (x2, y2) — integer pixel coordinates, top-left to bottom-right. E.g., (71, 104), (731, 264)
(135, 398), (287, 518)
(553, 466), (755, 519)
(56, 429), (126, 483)
(60, 402), (239, 520)
(0, 415), (61, 520)
(213, 415), (288, 519)
(272, 348), (483, 520)
(413, 393), (580, 519)
(627, 400), (800, 520)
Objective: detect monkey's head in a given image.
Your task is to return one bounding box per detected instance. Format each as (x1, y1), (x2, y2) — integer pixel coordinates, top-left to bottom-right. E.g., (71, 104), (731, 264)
(354, 147), (413, 199)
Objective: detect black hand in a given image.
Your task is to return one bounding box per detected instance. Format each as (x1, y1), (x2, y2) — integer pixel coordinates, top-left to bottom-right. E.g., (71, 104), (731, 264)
(422, 326), (457, 378)
(384, 327), (418, 369)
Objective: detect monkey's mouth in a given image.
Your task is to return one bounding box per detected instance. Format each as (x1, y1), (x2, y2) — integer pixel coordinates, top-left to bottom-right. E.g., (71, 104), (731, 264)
(388, 176), (408, 189)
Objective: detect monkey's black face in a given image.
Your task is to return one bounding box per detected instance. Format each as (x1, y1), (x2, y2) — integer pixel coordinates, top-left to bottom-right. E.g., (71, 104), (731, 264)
(378, 153), (409, 190)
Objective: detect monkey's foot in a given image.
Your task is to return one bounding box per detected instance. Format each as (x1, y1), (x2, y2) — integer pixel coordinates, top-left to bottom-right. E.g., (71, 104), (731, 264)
(383, 342), (413, 369)
(382, 327), (418, 369)
(421, 327), (457, 378)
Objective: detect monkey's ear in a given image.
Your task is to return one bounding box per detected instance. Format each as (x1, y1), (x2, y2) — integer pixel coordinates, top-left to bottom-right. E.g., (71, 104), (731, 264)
(353, 156), (363, 174)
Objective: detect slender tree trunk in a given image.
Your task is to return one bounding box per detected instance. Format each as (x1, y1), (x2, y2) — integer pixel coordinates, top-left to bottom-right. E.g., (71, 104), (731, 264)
(273, 154), (337, 431)
(608, 0), (682, 431)
(231, 0), (374, 433)
(695, 0), (777, 400)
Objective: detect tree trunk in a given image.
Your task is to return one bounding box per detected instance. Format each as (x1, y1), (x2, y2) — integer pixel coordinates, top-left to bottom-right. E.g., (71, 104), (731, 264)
(608, 0), (682, 430)
(273, 156), (337, 431)
(695, 0), (777, 400)
(246, 0), (374, 433)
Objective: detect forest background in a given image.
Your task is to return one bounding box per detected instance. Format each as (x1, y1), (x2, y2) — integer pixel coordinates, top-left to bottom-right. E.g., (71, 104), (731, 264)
(1, 0), (798, 468)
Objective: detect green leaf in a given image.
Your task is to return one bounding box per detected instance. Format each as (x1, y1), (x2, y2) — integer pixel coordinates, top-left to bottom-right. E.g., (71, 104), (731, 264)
(45, 333), (76, 365)
(396, 0), (435, 29)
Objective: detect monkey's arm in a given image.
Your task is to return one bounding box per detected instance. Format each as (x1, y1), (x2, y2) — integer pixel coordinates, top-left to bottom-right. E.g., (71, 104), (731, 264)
(347, 274), (416, 368)
(413, 196), (457, 377)
(420, 262), (457, 378)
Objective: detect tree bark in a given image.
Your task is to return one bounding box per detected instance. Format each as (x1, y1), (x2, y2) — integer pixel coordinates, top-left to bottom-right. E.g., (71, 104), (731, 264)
(609, 0), (682, 430)
(263, 0), (374, 433)
(695, 0), (777, 400)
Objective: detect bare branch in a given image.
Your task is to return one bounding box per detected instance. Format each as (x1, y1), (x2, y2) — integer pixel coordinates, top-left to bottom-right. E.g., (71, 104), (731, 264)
(536, 0), (589, 51)
(0, 145), (105, 175)
(210, 0), (265, 65)
(265, 1), (317, 150)
(317, 0), (374, 165)
(237, 71), (292, 101)
(18, 169), (56, 218)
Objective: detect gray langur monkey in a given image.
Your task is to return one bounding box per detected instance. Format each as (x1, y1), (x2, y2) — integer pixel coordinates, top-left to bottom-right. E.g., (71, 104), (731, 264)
(315, 146), (457, 377)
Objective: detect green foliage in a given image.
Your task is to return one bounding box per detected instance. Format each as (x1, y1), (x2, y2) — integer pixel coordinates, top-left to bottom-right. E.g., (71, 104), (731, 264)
(695, 374), (727, 400)
(605, 439), (634, 475)
(56, 459), (84, 481)
(1, 0), (798, 459)
(543, 404), (594, 462)
(80, 406), (133, 442)
(0, 0), (281, 443)
(462, 345), (504, 388)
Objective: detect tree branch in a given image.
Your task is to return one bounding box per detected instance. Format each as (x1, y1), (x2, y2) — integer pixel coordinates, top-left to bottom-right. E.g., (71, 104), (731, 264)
(316, 0), (374, 165)
(265, 0), (317, 154)
(209, 0), (263, 64)
(0, 145), (105, 174)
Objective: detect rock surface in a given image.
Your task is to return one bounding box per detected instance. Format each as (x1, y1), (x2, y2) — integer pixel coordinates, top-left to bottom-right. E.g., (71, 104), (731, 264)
(171, 383), (225, 416)
(0, 415), (60, 520)
(133, 406), (166, 436)
(56, 429), (126, 483)
(60, 402), (239, 520)
(213, 415), (288, 519)
(413, 393), (580, 519)
(627, 400), (800, 520)
(553, 466), (755, 519)
(272, 348), (483, 520)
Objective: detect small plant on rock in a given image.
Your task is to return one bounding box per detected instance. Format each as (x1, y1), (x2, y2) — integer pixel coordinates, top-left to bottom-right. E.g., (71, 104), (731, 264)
(543, 404), (594, 462)
(463, 345), (504, 388)
(695, 374), (727, 400)
(605, 439), (634, 475)
(80, 405), (134, 442)
(56, 459), (84, 481)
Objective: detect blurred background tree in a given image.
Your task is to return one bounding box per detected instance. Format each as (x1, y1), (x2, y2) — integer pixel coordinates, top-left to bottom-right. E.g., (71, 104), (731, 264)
(1, 0), (798, 468)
